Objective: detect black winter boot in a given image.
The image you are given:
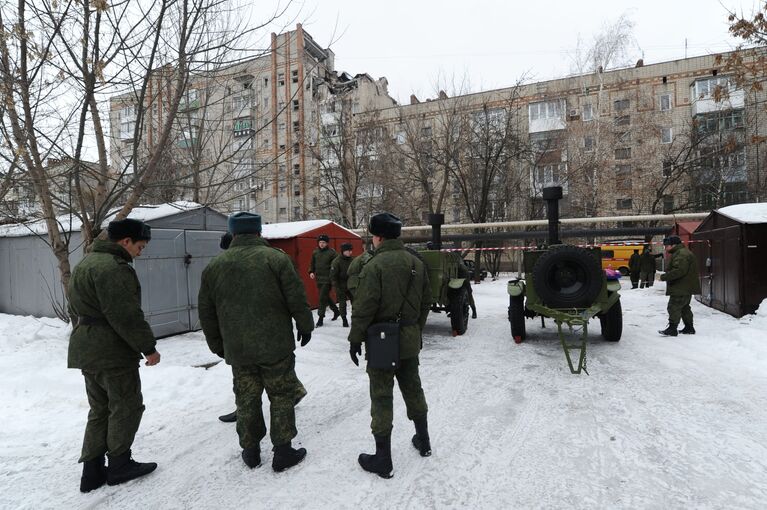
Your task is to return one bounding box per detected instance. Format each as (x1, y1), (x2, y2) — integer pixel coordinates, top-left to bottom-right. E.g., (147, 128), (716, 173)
(658, 325), (678, 337)
(79, 456), (107, 493)
(241, 447), (261, 468)
(411, 417), (432, 457)
(342, 316), (349, 328)
(471, 306), (477, 319)
(316, 317), (324, 327)
(680, 325), (696, 335)
(106, 450), (157, 486)
(218, 410), (237, 423)
(358, 435), (393, 479)
(272, 443), (306, 472)
(331, 308), (341, 321)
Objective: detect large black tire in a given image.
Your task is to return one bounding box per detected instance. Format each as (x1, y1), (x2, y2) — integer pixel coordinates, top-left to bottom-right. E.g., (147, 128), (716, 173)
(449, 287), (470, 335)
(508, 295), (526, 343)
(532, 245), (603, 308)
(599, 298), (623, 342)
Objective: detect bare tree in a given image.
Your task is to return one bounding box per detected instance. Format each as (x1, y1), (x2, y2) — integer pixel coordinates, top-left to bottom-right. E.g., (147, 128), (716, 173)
(0, 0), (291, 296)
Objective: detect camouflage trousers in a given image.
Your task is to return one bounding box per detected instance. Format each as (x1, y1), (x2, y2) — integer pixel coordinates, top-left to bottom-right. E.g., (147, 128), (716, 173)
(317, 281), (340, 318)
(667, 294), (694, 328)
(335, 284), (351, 317)
(366, 356), (428, 437)
(640, 271), (655, 287)
(232, 355), (298, 449)
(79, 367), (144, 462)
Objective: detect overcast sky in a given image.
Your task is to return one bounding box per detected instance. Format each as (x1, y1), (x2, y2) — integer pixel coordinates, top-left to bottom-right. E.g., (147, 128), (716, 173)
(257, 0), (761, 103)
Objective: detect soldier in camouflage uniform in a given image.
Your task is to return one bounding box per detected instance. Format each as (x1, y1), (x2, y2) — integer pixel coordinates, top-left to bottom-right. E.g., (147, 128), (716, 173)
(68, 218), (160, 493)
(216, 231), (307, 424)
(330, 242), (354, 327)
(199, 212), (314, 472)
(347, 248), (374, 299)
(658, 235), (701, 337)
(310, 234), (340, 326)
(349, 212), (432, 479)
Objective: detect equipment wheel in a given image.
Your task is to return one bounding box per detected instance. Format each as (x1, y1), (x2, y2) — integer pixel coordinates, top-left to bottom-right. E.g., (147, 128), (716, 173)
(449, 287), (470, 335)
(599, 297), (623, 342)
(508, 295), (526, 343)
(532, 245), (603, 308)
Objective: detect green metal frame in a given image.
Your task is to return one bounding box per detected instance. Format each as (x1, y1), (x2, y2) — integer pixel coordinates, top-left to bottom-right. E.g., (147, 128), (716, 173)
(420, 250), (466, 310)
(509, 246), (621, 374)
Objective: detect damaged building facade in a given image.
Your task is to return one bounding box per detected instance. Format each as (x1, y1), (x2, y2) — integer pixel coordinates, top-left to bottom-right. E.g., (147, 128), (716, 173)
(105, 26), (767, 228)
(107, 24), (395, 224)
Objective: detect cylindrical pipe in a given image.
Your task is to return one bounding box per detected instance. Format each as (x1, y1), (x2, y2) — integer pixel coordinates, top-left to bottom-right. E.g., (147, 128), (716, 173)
(542, 186), (563, 245)
(400, 226), (671, 244)
(427, 213), (444, 250)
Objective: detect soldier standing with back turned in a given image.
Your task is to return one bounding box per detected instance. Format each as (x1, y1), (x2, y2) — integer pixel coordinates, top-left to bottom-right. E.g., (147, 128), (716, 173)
(639, 245), (656, 288)
(68, 218), (160, 493)
(348, 212), (432, 479)
(199, 212), (313, 471)
(629, 249), (641, 289)
(310, 234), (341, 326)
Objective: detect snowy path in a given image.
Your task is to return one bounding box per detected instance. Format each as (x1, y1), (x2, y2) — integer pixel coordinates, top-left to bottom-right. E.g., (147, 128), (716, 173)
(1, 278), (766, 509)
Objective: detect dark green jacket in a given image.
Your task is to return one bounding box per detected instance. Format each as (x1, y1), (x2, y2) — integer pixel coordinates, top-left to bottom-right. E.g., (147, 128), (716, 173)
(660, 244), (701, 296)
(67, 240), (156, 371)
(629, 253), (641, 272)
(349, 239), (431, 359)
(198, 234), (314, 366)
(640, 251), (656, 273)
(310, 247), (337, 284)
(347, 250), (374, 295)
(330, 254), (352, 289)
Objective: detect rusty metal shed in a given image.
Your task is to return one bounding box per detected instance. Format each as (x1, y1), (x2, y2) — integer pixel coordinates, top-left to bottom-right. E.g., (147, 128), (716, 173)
(691, 203), (767, 318)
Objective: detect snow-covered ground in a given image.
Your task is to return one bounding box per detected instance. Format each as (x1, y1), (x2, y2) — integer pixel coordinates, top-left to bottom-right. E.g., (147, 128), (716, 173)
(1, 278), (766, 509)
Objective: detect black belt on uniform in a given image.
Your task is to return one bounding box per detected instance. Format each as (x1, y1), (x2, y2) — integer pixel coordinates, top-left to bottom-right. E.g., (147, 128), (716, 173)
(76, 316), (109, 327)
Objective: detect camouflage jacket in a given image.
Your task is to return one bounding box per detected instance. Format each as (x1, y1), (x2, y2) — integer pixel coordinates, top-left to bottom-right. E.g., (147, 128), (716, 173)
(67, 240), (156, 371)
(198, 234), (314, 366)
(329, 254), (352, 289)
(348, 239), (431, 359)
(661, 244), (702, 296)
(347, 250), (374, 295)
(309, 247), (337, 284)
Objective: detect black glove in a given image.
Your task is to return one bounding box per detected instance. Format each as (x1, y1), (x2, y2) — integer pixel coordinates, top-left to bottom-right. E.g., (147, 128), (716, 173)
(297, 331), (311, 347)
(350, 342), (361, 366)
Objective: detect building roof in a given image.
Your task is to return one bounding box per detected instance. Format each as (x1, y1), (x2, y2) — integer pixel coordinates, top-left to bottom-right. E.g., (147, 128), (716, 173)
(0, 201), (204, 238)
(716, 203), (767, 224)
(261, 219), (358, 240)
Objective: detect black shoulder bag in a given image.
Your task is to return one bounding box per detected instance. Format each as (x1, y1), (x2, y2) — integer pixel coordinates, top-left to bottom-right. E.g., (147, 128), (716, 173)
(366, 260), (417, 370)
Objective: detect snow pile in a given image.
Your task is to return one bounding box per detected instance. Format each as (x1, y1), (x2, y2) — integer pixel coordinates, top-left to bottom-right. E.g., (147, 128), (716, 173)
(1, 280), (766, 509)
(717, 203), (767, 224)
(0, 201), (203, 238)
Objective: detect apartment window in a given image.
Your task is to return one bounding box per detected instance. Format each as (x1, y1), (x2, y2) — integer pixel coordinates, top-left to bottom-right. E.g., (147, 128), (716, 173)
(583, 136), (595, 151)
(278, 121), (286, 131)
(394, 131), (406, 144)
(263, 77), (269, 87)
(617, 131), (631, 143)
(663, 195), (675, 214)
(660, 93), (672, 111)
(292, 99), (300, 111)
(293, 184), (301, 197)
(278, 73), (285, 86)
(293, 206), (301, 217)
(262, 138), (270, 148)
(291, 69), (299, 84)
(279, 144), (286, 151)
(616, 176), (632, 192)
(119, 105), (137, 139)
(614, 99), (630, 111)
(662, 160), (673, 177)
(614, 115), (630, 127)
(293, 120), (300, 133)
(616, 198), (633, 210)
(616, 164), (632, 176)
(279, 207), (287, 215)
(278, 101), (285, 112)
(529, 99), (564, 121)
(698, 110), (744, 134)
(421, 126), (433, 138)
(533, 162), (567, 188)
(293, 164), (301, 176)
(232, 95), (250, 112)
(263, 97), (269, 109)
(661, 127), (673, 144)
(693, 76), (733, 99)
(615, 147), (631, 160)
(293, 142), (300, 154)
(582, 103), (593, 121)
